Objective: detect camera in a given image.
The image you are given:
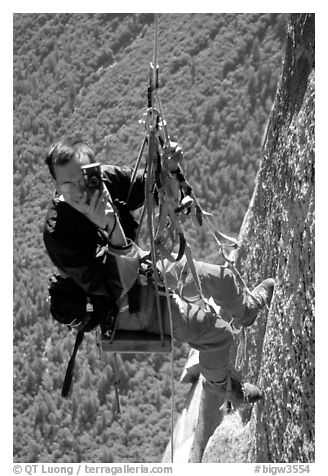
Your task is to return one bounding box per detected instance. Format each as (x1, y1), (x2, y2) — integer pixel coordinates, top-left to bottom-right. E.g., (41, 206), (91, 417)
(81, 163), (103, 203)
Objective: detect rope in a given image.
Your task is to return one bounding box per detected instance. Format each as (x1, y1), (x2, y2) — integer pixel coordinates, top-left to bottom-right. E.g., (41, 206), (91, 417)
(160, 257), (175, 463)
(135, 201), (146, 244)
(113, 353), (121, 414)
(145, 131), (166, 347)
(153, 14), (159, 70)
(235, 327), (247, 372)
(126, 136), (147, 204)
(151, 13), (174, 463)
(199, 208), (267, 309)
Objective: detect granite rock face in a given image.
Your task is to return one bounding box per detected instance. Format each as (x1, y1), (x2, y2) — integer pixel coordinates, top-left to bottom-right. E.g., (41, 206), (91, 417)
(203, 14), (314, 463)
(234, 13), (314, 463)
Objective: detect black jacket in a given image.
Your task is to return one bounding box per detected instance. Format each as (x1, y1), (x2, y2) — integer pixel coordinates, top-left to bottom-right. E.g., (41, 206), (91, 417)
(43, 164), (145, 302)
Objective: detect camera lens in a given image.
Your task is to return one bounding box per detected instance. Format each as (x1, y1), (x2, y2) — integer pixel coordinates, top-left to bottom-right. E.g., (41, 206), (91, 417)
(89, 176), (99, 187)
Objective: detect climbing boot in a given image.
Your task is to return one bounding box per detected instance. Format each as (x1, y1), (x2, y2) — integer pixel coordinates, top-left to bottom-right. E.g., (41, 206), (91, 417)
(242, 278), (275, 327)
(204, 374), (263, 407)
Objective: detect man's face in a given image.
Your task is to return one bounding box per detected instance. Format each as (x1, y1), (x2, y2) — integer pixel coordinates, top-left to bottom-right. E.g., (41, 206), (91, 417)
(55, 154), (91, 206)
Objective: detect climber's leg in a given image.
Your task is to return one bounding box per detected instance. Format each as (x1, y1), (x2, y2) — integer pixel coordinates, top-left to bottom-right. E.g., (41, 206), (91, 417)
(158, 257), (274, 327)
(145, 292), (235, 382)
(158, 257), (245, 318)
(146, 293), (263, 405)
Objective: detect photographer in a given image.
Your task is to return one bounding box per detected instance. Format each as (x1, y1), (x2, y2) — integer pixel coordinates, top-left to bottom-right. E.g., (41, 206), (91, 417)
(43, 137), (274, 406)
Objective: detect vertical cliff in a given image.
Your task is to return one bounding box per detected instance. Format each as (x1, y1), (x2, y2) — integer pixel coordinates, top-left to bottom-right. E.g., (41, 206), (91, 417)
(242, 13), (314, 462)
(200, 13), (315, 462)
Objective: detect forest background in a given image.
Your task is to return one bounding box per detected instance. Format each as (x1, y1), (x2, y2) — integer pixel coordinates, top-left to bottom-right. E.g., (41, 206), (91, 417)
(13, 13), (288, 463)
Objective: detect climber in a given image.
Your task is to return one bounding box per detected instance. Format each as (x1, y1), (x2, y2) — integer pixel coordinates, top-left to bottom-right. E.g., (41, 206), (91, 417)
(43, 137), (275, 407)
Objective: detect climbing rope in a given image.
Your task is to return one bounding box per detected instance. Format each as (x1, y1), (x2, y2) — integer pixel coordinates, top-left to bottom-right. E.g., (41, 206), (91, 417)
(160, 256), (175, 463)
(147, 14), (176, 462)
(153, 13), (159, 73)
(113, 353), (121, 414)
(235, 327), (247, 372)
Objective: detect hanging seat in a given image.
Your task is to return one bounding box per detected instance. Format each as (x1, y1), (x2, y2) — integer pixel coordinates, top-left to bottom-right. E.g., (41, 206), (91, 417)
(101, 330), (172, 353)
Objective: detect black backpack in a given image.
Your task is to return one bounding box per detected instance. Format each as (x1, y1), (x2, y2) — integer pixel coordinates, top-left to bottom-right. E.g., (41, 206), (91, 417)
(48, 274), (88, 328)
(48, 274), (117, 397)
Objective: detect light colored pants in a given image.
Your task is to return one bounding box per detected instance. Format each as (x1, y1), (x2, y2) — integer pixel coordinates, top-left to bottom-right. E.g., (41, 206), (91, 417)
(116, 257), (247, 383)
